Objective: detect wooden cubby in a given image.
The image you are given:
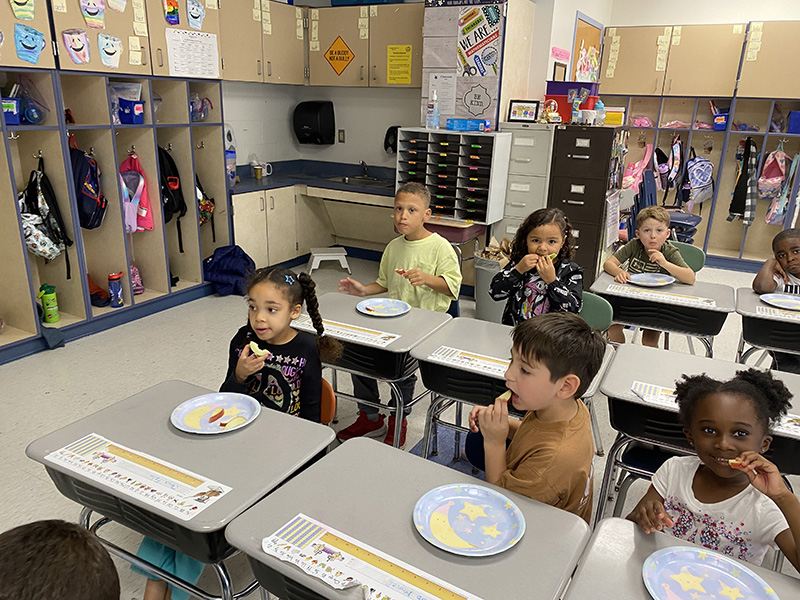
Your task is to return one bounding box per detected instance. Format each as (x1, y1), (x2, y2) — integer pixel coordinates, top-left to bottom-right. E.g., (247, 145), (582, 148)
(188, 81), (223, 124)
(109, 78), (153, 127)
(191, 125), (229, 259)
(60, 75), (110, 126)
(152, 79), (190, 126)
(0, 69), (59, 129)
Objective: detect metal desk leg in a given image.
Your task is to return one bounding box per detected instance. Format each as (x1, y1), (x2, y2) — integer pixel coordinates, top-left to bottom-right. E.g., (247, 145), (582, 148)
(586, 399), (605, 457)
(736, 331), (746, 363)
(700, 336), (714, 358)
(211, 561), (235, 600)
(422, 395), (448, 459)
(453, 403), (463, 462)
(387, 382), (405, 449)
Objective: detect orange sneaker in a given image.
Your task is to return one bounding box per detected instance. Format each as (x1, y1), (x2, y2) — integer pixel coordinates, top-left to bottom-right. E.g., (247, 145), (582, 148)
(383, 416), (407, 448)
(336, 411), (386, 442)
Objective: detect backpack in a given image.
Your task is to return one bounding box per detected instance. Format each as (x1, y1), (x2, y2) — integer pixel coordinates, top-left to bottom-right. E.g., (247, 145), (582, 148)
(119, 153), (153, 231)
(685, 148), (715, 210)
(70, 143), (107, 229)
(203, 245), (255, 296)
(758, 141), (790, 202)
(18, 156), (73, 279)
(196, 174), (215, 241)
(652, 147), (670, 191)
(120, 170), (144, 234)
(766, 152), (799, 226)
(157, 146), (187, 251)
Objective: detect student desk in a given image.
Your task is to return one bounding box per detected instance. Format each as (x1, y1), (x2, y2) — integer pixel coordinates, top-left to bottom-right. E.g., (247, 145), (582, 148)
(25, 380), (335, 600)
(410, 317), (615, 459)
(590, 272), (736, 357)
(736, 287), (800, 363)
(225, 438), (591, 600)
(562, 518), (800, 600)
(293, 292), (452, 447)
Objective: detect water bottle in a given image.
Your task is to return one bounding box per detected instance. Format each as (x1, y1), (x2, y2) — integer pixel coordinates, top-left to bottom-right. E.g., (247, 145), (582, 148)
(225, 149), (237, 189)
(37, 284), (60, 323)
(595, 99), (606, 126)
(108, 272), (124, 308)
(426, 90), (440, 130)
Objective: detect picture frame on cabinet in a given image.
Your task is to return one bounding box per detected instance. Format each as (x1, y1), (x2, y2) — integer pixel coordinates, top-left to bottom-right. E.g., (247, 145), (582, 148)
(508, 100), (540, 123)
(553, 62), (567, 81)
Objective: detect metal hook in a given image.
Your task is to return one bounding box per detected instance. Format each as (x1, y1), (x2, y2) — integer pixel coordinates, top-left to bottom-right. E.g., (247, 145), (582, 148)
(32, 150), (42, 159)
(128, 145), (136, 154)
(88, 146), (95, 156)
(8, 132), (20, 140)
(195, 141), (205, 149)
(167, 143), (173, 152)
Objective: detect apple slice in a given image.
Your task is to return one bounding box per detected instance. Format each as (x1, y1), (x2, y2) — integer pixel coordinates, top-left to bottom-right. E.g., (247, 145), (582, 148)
(548, 253), (558, 260)
(395, 269), (407, 275)
(249, 341), (271, 358)
(209, 407), (225, 423)
(499, 390), (512, 401)
(221, 416), (248, 429)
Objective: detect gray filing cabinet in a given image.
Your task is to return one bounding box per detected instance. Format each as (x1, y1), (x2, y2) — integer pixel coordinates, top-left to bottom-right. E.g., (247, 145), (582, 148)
(491, 123), (555, 241)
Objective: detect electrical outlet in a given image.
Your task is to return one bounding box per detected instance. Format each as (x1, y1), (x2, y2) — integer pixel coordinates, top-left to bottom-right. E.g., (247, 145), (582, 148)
(338, 129), (345, 143)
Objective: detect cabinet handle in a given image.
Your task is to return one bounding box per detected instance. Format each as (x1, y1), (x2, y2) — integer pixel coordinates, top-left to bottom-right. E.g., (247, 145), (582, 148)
(563, 199), (585, 205)
(568, 154), (590, 160)
(372, 65), (377, 80)
(513, 157), (531, 163)
(257, 60), (262, 76)
(270, 196), (275, 210)
(653, 78), (657, 93)
(360, 66), (364, 80)
(260, 197), (265, 211)
(157, 48), (164, 67)
(509, 202), (527, 207)
(140, 49), (147, 65)
(267, 61), (272, 77)
(667, 78), (672, 93)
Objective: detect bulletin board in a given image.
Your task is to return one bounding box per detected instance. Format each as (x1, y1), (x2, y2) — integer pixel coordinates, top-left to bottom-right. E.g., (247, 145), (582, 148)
(571, 13), (602, 83)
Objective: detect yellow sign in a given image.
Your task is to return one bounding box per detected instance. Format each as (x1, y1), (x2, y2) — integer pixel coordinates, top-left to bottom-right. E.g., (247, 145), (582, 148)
(325, 36), (355, 75)
(387, 45), (412, 84)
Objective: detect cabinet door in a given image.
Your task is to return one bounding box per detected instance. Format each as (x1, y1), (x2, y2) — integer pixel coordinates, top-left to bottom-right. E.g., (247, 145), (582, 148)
(219, 0), (263, 82)
(146, 0), (221, 78)
(263, 1), (306, 85)
(51, 0), (151, 74)
(738, 22), (800, 99)
(266, 187), (297, 265)
(308, 6), (369, 87)
(368, 3), (423, 88)
(233, 191), (269, 268)
(663, 24), (745, 97)
(0, 0), (56, 69)
(599, 26), (670, 95)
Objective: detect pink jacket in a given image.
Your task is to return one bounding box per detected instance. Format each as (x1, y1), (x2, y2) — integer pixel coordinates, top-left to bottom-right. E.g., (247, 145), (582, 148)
(120, 154), (153, 231)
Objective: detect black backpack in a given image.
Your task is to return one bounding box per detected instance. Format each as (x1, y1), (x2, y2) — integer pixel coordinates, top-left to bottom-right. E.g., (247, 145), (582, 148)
(157, 145), (187, 251)
(70, 146), (107, 229)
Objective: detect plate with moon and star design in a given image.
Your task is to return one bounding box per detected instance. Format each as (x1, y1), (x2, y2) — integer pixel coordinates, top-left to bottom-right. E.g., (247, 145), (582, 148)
(170, 393), (260, 435)
(412, 484), (525, 557)
(760, 293), (800, 312)
(642, 546), (778, 600)
(356, 298), (411, 317)
(629, 273), (676, 287)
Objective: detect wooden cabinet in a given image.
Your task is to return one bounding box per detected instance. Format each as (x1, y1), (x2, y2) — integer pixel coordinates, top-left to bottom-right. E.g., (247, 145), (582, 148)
(146, 0), (221, 78)
(233, 191), (269, 268)
(51, 0), (151, 74)
(0, 0), (56, 69)
(368, 3), (423, 88)
(232, 187), (296, 268)
(599, 26), (670, 96)
(738, 22), (800, 99)
(308, 6), (369, 87)
(219, 0), (263, 82)
(262, 1), (306, 85)
(266, 187), (297, 265)
(663, 24), (745, 97)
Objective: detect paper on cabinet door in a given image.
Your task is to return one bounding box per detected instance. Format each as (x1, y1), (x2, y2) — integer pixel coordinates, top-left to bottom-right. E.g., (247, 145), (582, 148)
(606, 191), (620, 248)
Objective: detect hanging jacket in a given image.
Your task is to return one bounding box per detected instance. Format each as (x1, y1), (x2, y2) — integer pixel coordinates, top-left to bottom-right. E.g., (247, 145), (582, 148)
(728, 137), (758, 225)
(119, 154), (154, 231)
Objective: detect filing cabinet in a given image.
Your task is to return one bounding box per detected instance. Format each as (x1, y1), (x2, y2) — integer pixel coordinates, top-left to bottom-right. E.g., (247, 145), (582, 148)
(493, 123), (554, 241)
(547, 125), (628, 288)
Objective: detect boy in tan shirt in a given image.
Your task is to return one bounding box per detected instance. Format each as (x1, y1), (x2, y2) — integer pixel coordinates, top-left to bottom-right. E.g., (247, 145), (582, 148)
(467, 313), (605, 523)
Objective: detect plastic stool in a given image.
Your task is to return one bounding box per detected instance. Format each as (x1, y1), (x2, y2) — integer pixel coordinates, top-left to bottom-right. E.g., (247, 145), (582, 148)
(308, 247), (351, 274)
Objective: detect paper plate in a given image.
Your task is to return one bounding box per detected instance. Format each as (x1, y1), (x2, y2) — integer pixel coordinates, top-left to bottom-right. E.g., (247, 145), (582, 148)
(642, 546), (779, 600)
(629, 273), (676, 287)
(356, 298), (411, 317)
(413, 484), (525, 557)
(760, 293), (800, 312)
(170, 393), (260, 434)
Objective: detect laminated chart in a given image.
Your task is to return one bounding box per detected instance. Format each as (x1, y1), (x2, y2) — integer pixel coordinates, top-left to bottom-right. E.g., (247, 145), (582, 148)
(756, 305), (800, 321)
(605, 284), (716, 307)
(262, 514), (486, 600)
(426, 346), (508, 377)
(45, 433), (231, 520)
(631, 381), (677, 408)
(293, 314), (400, 348)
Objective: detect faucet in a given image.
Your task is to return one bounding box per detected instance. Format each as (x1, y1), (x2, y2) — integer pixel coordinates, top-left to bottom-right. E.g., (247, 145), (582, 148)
(360, 160), (368, 178)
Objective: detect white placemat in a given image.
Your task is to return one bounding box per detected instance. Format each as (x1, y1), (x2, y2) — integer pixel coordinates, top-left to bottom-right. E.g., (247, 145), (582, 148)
(294, 314), (400, 348)
(756, 305), (800, 321)
(426, 346), (509, 378)
(606, 284), (716, 307)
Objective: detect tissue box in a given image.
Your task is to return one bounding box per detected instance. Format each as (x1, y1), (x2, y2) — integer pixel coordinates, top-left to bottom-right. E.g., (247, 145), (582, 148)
(119, 98), (145, 124)
(605, 107), (625, 126)
(2, 98), (20, 126)
(713, 113), (729, 131)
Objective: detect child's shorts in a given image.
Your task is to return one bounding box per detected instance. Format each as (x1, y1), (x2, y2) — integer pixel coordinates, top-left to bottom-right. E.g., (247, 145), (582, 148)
(131, 537), (205, 600)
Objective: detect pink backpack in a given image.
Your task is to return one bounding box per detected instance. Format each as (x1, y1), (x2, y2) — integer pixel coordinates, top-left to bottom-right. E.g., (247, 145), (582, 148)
(119, 153), (153, 231)
(758, 141), (790, 203)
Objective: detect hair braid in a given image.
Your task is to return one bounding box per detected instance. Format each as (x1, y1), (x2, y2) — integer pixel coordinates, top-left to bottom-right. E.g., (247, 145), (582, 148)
(298, 272), (342, 363)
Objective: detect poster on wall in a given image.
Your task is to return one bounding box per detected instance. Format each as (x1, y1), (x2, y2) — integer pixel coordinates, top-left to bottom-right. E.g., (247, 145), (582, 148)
(456, 4), (501, 77)
(572, 16), (601, 83)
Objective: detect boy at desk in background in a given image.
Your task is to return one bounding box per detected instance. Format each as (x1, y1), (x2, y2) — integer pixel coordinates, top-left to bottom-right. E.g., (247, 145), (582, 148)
(603, 205), (695, 347)
(466, 313), (605, 523)
(337, 182), (462, 447)
(753, 228), (800, 373)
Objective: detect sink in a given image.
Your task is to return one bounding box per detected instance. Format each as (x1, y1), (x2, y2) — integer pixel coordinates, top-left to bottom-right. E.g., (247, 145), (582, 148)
(326, 176), (395, 189)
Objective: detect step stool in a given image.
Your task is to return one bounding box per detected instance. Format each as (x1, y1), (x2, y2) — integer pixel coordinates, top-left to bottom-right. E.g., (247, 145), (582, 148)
(308, 247), (351, 274)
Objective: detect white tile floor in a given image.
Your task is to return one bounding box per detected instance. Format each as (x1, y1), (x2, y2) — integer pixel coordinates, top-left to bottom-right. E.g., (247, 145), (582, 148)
(2, 258), (798, 599)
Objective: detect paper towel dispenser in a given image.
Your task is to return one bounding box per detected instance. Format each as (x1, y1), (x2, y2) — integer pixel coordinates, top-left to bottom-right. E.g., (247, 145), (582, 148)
(293, 101), (335, 145)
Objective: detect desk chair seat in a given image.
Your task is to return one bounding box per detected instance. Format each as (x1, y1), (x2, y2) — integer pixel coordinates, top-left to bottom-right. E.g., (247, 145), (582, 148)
(320, 379), (336, 425)
(579, 292), (614, 457)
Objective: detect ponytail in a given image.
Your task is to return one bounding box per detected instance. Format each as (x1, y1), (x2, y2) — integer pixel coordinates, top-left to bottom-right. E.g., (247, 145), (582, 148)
(298, 272), (343, 363)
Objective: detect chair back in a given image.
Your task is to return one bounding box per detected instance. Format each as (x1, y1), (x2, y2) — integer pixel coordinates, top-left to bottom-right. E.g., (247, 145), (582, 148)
(671, 240), (706, 272)
(579, 291), (613, 332)
(321, 378), (336, 424)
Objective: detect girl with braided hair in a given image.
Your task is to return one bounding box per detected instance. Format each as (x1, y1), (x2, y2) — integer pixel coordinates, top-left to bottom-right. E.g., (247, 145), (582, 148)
(626, 368), (800, 570)
(220, 267), (341, 422)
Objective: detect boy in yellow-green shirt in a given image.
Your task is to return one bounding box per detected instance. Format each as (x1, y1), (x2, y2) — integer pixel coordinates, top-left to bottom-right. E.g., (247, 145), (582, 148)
(337, 182), (462, 446)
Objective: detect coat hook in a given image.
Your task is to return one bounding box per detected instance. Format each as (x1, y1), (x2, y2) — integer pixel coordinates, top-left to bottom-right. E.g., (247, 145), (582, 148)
(195, 141), (205, 149)
(167, 143), (173, 152)
(8, 132), (19, 140)
(88, 146), (95, 156)
(32, 149), (42, 159)
(128, 145), (136, 154)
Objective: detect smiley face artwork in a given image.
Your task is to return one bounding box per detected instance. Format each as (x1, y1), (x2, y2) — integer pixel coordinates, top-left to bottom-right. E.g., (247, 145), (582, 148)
(187, 0), (205, 30)
(14, 23), (45, 64)
(98, 33), (122, 68)
(9, 0), (36, 20)
(80, 0), (106, 29)
(62, 29), (90, 64)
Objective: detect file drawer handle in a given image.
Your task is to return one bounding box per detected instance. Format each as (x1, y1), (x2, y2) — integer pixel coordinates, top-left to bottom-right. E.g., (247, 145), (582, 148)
(509, 202), (527, 207)
(513, 157), (532, 163)
(563, 199), (585, 206)
(568, 154), (590, 160)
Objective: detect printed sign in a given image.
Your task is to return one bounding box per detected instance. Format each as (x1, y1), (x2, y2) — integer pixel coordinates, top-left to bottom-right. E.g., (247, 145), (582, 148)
(325, 35), (354, 76)
(456, 5), (501, 78)
(462, 84), (491, 117)
(387, 44), (412, 85)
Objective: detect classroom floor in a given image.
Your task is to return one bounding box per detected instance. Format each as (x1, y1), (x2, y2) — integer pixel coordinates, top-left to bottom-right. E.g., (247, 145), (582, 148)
(2, 257), (797, 599)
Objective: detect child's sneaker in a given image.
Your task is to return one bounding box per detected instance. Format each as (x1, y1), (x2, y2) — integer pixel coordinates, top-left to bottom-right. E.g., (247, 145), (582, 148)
(383, 416), (407, 448)
(336, 411), (386, 442)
